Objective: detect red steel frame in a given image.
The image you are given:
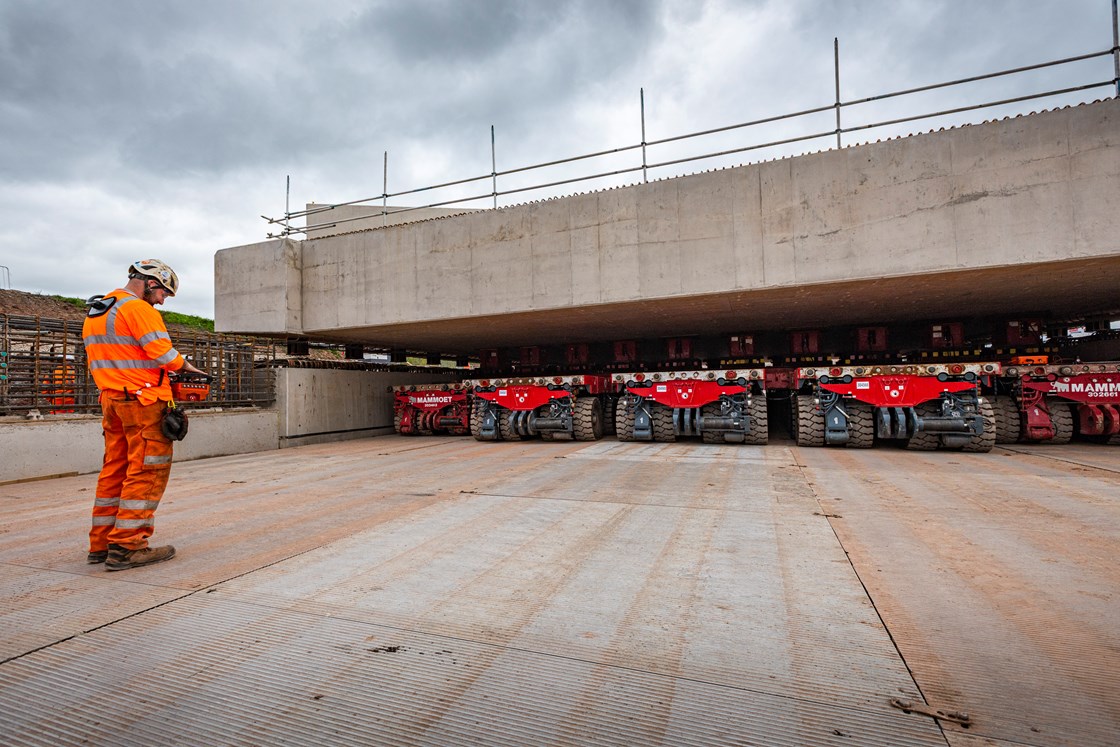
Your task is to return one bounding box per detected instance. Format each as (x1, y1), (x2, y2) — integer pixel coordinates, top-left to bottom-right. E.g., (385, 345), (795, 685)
(612, 368), (765, 408)
(393, 383), (470, 434)
(470, 374), (615, 411)
(798, 363), (1001, 406)
(1002, 362), (1120, 438)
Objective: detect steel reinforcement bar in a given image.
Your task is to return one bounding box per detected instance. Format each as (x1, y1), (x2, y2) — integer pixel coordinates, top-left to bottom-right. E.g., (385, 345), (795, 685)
(0, 314), (280, 415)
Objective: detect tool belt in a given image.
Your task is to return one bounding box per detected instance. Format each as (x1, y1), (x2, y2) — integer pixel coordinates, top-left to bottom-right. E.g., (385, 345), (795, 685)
(99, 390), (189, 441)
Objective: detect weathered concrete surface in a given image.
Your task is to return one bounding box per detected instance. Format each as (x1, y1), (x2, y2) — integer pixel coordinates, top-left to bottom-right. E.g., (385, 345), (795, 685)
(796, 444), (1120, 747)
(0, 438), (1116, 745)
(215, 236), (304, 337)
(303, 203), (479, 238)
(216, 99), (1120, 353)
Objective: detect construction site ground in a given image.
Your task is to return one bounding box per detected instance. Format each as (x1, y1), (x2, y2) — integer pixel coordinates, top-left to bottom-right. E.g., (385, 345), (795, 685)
(1, 433), (1117, 746)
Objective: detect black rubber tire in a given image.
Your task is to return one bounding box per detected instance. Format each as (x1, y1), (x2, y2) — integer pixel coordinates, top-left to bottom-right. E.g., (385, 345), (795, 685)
(615, 397), (637, 442)
(962, 398), (996, 453)
(1046, 398), (1073, 444)
(573, 397), (603, 441)
(469, 400), (489, 441)
(651, 403), (676, 443)
(393, 409), (403, 435)
(744, 395), (769, 445)
(600, 395), (617, 436)
(795, 395), (824, 447)
(845, 400), (874, 449)
(991, 395), (1022, 444)
(700, 402), (724, 444)
(789, 395), (800, 442)
(905, 401), (941, 451)
(498, 407), (531, 440)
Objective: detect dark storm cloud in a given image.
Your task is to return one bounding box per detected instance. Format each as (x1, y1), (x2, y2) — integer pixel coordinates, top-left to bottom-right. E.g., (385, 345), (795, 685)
(0, 0), (1111, 316)
(0, 0), (663, 183)
(361, 0), (532, 64)
(0, 0), (306, 179)
(358, 0), (659, 70)
(320, 0), (665, 149)
(788, 0), (1111, 96)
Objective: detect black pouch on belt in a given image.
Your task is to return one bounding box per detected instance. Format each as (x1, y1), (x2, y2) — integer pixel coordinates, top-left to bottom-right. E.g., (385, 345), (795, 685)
(161, 405), (189, 441)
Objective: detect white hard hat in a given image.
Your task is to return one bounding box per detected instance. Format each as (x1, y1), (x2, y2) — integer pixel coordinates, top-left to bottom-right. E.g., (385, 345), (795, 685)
(129, 259), (179, 296)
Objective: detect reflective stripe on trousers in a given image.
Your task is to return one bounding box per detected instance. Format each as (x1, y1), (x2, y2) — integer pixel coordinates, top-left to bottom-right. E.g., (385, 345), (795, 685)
(89, 393), (173, 552)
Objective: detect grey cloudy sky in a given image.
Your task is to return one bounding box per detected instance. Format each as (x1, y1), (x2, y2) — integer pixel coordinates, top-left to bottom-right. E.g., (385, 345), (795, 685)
(0, 0), (1114, 318)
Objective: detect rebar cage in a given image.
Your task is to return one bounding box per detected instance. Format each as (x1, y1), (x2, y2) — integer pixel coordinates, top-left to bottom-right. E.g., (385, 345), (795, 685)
(0, 314), (280, 415)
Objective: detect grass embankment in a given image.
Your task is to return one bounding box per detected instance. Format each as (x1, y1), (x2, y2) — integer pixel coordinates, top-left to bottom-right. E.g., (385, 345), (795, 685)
(53, 296), (215, 332)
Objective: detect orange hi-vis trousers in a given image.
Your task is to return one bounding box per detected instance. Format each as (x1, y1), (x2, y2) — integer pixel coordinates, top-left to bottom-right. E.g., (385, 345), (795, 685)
(89, 391), (174, 553)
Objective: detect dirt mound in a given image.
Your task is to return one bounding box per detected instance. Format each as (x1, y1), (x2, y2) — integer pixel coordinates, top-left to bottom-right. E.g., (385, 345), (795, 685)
(0, 289), (87, 321)
(0, 288), (202, 336)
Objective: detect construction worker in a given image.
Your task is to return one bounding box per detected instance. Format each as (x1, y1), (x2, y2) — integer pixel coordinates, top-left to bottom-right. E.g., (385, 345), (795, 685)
(43, 349), (77, 413)
(82, 259), (207, 571)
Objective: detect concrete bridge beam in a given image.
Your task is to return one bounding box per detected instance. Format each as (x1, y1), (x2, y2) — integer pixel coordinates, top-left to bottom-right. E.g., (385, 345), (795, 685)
(216, 99), (1119, 353)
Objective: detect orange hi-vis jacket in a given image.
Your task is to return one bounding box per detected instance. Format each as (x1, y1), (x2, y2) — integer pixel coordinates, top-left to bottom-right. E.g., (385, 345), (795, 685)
(82, 289), (185, 405)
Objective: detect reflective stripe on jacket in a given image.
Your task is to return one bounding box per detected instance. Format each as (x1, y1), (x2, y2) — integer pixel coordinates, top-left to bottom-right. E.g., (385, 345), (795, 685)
(82, 289), (185, 405)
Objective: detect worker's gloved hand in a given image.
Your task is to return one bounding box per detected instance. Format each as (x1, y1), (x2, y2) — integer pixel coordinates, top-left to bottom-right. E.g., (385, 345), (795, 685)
(161, 406), (189, 441)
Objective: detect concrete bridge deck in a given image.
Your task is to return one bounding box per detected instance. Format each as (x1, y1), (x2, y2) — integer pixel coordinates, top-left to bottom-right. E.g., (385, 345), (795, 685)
(1, 437), (1117, 745)
(216, 99), (1120, 354)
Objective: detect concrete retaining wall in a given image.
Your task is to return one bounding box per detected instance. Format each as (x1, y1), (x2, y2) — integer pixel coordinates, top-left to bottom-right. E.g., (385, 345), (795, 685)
(0, 368), (461, 483)
(0, 409), (280, 484)
(275, 367), (459, 447)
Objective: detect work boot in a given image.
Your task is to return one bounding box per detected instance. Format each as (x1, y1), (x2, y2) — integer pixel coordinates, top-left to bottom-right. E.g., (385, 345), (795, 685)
(105, 543), (176, 571)
(87, 550), (108, 564)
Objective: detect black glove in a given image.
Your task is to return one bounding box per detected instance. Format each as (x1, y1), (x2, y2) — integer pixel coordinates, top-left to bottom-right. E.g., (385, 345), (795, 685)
(161, 406), (189, 441)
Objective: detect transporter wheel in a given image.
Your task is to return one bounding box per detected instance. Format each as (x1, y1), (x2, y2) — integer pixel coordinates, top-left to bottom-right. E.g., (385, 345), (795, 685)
(744, 395), (769, 446)
(411, 410), (434, 436)
(469, 400), (489, 441)
(1046, 398), (1073, 444)
(700, 402), (724, 444)
(790, 396), (798, 441)
(961, 398), (996, 453)
(615, 398), (636, 442)
(789, 395), (799, 441)
(794, 395), (825, 447)
(393, 409), (403, 435)
(904, 402), (941, 451)
(991, 396), (1022, 444)
(651, 403), (676, 443)
(600, 396), (617, 436)
(498, 407), (531, 441)
(845, 400), (874, 449)
(573, 397), (603, 441)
